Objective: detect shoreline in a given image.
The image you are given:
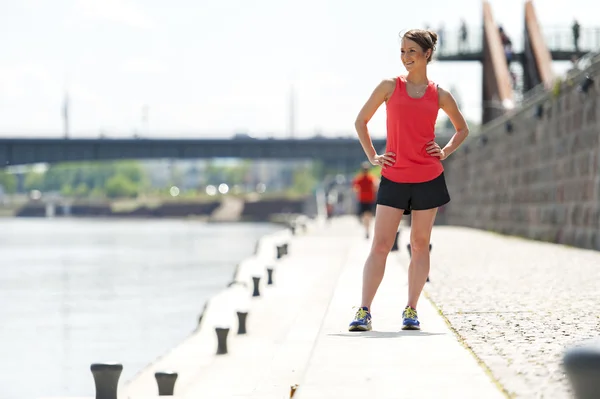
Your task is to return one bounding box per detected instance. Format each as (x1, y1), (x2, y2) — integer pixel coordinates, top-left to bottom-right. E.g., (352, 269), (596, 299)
(120, 214), (315, 395)
(2, 195), (310, 223)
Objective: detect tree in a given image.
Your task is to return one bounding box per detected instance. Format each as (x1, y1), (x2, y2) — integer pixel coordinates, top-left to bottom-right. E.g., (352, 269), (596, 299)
(24, 171), (45, 191)
(28, 160), (148, 197)
(289, 165), (318, 195)
(0, 170), (17, 193)
(105, 174), (138, 198)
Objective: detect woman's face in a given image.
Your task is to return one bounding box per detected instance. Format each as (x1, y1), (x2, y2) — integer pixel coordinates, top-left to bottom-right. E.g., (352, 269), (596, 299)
(401, 38), (430, 71)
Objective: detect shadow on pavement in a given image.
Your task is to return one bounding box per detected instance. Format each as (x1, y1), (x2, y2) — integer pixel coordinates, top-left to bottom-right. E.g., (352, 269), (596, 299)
(328, 330), (447, 338)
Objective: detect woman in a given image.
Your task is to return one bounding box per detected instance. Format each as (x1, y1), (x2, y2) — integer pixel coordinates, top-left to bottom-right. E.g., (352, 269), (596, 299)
(349, 29), (469, 331)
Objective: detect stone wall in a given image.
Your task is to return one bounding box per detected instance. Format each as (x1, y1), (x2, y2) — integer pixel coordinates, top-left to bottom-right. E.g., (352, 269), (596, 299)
(443, 54), (600, 250)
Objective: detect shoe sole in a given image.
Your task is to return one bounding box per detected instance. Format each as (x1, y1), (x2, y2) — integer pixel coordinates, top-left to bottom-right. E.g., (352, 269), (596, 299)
(349, 324), (372, 332)
(402, 324), (420, 331)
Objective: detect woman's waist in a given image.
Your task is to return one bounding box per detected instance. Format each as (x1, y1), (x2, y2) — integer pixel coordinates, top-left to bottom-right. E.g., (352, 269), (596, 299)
(386, 142), (437, 158)
(385, 129), (436, 143)
(387, 155), (441, 168)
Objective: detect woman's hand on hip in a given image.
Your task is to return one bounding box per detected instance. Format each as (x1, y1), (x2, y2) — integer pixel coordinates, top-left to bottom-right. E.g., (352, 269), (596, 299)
(370, 152), (395, 168)
(426, 141), (447, 160)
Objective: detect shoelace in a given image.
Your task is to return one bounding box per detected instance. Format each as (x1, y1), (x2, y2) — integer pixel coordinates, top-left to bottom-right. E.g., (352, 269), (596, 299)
(404, 307), (418, 319)
(355, 308), (369, 320)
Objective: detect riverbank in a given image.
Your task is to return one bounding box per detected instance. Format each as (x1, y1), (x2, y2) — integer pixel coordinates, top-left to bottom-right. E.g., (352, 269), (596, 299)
(5, 194), (311, 223)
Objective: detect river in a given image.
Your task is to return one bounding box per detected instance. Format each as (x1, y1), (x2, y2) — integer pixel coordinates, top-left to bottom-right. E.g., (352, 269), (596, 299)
(0, 218), (282, 399)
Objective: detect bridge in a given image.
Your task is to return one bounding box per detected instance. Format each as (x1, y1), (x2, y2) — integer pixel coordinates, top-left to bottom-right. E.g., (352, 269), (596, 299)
(0, 136), (386, 171)
(436, 0), (600, 124)
(0, 132), (456, 169)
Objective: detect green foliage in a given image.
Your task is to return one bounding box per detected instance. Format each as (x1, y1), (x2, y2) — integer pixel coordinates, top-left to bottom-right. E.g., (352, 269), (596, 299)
(289, 166), (318, 195)
(0, 169), (17, 193)
(22, 161), (147, 199)
(224, 161), (250, 185)
(203, 160), (250, 186)
(24, 171), (44, 191)
(105, 175), (139, 198)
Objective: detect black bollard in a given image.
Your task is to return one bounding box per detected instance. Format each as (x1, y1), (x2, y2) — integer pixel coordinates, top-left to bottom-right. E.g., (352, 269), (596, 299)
(252, 276), (261, 297)
(283, 243), (289, 255)
(237, 311), (248, 334)
(564, 341), (600, 399)
(391, 231), (400, 251)
(90, 363), (123, 399)
(155, 371), (178, 396)
(266, 267), (274, 285)
(216, 327), (230, 355)
(276, 245), (284, 259)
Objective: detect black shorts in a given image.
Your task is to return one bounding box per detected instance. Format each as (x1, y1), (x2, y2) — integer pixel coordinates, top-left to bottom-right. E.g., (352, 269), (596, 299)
(376, 172), (450, 215)
(357, 201), (375, 216)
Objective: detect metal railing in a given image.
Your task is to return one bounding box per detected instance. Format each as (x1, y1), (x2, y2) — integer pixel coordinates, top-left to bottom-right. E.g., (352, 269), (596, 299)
(434, 27), (484, 58)
(434, 26), (600, 59)
(542, 26), (600, 53)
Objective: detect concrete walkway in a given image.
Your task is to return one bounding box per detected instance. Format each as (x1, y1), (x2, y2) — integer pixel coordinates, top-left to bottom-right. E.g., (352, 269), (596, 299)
(292, 219), (505, 399)
(120, 216), (505, 399)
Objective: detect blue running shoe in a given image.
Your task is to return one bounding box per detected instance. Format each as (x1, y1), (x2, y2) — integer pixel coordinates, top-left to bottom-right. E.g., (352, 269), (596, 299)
(349, 307), (372, 331)
(402, 306), (420, 330)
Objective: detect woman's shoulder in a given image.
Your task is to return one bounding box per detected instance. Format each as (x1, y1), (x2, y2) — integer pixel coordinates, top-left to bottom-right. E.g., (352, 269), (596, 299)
(435, 85), (452, 100)
(380, 76), (399, 86)
(371, 77), (398, 98)
(377, 76), (399, 92)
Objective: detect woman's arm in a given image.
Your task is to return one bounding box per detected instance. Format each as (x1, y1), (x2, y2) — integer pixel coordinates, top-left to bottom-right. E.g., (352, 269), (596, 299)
(438, 87), (470, 159)
(355, 79), (396, 168)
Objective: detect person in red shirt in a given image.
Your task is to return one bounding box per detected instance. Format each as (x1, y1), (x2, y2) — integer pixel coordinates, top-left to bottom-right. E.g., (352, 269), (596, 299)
(352, 162), (379, 239)
(349, 28), (469, 332)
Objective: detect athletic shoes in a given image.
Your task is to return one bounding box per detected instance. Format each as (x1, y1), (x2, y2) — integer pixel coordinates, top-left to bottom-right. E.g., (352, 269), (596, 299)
(348, 306), (372, 331)
(402, 306), (420, 330)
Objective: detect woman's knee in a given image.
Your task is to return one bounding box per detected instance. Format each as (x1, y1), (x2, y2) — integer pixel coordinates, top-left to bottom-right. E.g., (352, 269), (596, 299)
(372, 236), (394, 255)
(409, 236), (430, 253)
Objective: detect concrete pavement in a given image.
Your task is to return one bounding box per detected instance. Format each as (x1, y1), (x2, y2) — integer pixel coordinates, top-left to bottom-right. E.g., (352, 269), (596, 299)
(121, 216), (505, 399)
(293, 219), (505, 399)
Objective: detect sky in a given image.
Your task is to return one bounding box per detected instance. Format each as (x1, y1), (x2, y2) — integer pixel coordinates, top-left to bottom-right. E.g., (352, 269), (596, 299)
(0, 0), (597, 139)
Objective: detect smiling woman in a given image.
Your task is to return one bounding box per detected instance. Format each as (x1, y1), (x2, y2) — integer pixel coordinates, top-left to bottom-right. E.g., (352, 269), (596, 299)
(350, 28), (470, 333)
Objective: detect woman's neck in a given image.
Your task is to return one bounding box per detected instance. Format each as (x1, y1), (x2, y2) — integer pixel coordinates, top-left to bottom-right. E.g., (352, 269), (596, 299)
(406, 70), (428, 85)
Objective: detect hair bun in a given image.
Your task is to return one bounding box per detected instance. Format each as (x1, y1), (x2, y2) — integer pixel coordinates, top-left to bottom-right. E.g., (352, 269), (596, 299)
(428, 30), (438, 47)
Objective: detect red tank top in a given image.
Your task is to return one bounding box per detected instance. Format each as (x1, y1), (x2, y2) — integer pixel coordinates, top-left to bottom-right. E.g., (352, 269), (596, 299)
(381, 76), (444, 183)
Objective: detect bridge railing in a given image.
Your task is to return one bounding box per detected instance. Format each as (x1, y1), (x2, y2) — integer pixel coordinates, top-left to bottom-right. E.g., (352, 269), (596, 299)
(542, 26), (600, 53)
(434, 27), (484, 58)
(435, 26), (600, 59)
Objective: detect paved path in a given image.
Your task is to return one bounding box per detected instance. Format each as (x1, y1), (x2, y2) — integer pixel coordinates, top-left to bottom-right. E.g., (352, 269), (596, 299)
(209, 197), (244, 222)
(293, 222), (505, 399)
(122, 216), (504, 399)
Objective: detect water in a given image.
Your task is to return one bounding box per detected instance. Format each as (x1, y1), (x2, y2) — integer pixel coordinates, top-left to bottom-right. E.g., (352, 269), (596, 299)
(0, 218), (281, 399)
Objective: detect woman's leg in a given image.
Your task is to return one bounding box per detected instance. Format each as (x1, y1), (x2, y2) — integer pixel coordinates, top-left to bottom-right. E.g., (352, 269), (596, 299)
(407, 208), (438, 309)
(360, 204), (404, 310)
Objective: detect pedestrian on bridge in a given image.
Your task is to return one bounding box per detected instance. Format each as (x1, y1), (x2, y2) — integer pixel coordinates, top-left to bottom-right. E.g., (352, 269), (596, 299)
(349, 28), (469, 331)
(572, 19), (581, 52)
